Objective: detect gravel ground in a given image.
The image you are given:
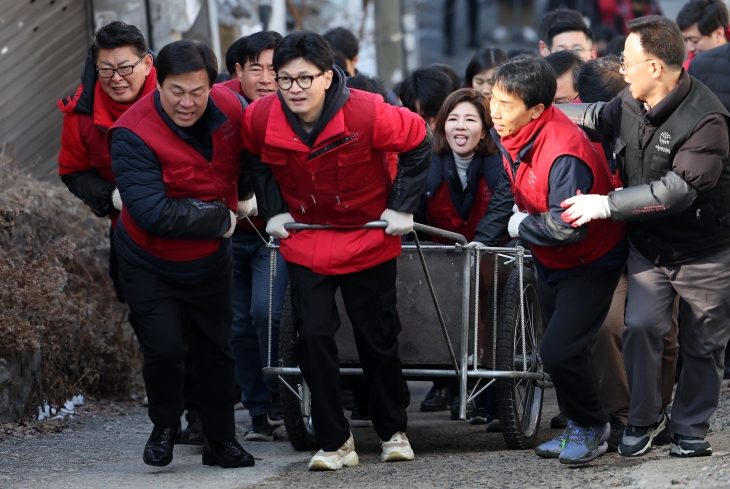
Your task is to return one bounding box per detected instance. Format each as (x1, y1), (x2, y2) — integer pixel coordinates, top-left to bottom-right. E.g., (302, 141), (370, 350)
(3, 382), (730, 488)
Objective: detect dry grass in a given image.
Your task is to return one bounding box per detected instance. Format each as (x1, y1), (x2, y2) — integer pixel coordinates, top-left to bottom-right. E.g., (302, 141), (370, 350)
(0, 150), (141, 411)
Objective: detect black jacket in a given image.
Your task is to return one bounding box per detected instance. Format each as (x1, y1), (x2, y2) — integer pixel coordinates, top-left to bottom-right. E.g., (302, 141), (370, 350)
(415, 151), (513, 245)
(558, 71), (730, 264)
(689, 43), (730, 113)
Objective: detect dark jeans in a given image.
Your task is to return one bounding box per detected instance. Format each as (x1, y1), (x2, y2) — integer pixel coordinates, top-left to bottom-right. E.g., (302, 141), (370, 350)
(288, 259), (407, 451)
(118, 255), (237, 441)
(229, 232), (288, 417)
(538, 262), (624, 427)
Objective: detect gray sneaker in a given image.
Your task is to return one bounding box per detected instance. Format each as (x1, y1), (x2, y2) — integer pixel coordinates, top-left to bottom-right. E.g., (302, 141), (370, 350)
(618, 411), (667, 457)
(670, 434), (712, 458)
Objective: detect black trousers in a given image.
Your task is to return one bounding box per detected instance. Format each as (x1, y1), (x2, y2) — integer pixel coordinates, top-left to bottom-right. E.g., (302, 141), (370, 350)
(118, 255), (237, 441)
(288, 259), (407, 451)
(537, 263), (624, 427)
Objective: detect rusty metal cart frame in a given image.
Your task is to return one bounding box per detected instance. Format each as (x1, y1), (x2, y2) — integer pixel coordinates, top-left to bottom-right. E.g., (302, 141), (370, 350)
(252, 219), (549, 451)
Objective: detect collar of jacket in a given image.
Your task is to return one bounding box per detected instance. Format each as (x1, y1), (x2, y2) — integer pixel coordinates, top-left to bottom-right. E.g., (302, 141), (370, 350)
(275, 65), (351, 148)
(153, 89), (228, 146)
(644, 69), (691, 126)
(490, 127), (539, 170)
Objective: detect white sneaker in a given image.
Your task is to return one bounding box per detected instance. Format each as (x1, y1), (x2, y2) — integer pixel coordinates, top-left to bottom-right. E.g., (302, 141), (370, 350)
(380, 432), (415, 462)
(308, 432), (359, 471)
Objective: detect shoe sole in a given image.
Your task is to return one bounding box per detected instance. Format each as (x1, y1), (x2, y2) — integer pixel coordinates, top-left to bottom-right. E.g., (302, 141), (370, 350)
(202, 454), (255, 468)
(243, 433), (275, 442)
(670, 443), (712, 458)
(308, 451), (359, 470)
(143, 454), (173, 467)
(273, 425), (287, 439)
(268, 416), (284, 427)
(470, 417), (487, 425)
(381, 448), (415, 462)
(535, 448), (561, 459)
(618, 416), (666, 457)
(559, 442), (608, 465)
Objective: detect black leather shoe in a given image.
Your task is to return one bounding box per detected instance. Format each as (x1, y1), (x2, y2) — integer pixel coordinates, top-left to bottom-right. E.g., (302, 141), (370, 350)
(143, 421), (181, 467)
(179, 408), (205, 445)
(268, 391), (284, 426)
(202, 438), (255, 468)
(420, 385), (451, 412)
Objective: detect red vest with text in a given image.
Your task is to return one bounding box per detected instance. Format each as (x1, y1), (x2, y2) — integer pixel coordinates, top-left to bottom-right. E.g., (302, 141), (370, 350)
(503, 107), (625, 269)
(111, 86), (243, 261)
(243, 89), (426, 274)
(426, 178), (492, 244)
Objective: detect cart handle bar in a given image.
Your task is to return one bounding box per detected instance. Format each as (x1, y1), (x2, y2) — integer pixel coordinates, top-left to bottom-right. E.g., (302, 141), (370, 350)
(284, 221), (469, 246)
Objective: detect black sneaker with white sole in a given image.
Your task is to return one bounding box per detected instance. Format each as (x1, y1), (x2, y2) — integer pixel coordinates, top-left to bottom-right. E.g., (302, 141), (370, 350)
(606, 416), (625, 453)
(244, 414), (286, 442)
(268, 391), (284, 427)
(652, 423), (672, 446)
(670, 434), (712, 457)
(618, 411), (667, 457)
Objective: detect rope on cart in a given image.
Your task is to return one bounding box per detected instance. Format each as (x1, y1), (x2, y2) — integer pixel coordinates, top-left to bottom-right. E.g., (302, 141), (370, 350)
(412, 232), (461, 376)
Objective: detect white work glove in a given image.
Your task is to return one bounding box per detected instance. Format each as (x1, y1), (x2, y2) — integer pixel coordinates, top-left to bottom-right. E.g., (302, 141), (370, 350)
(112, 188), (123, 211)
(560, 192), (610, 227)
(222, 210), (237, 238)
(380, 209), (414, 236)
(266, 212), (295, 239)
(236, 195), (258, 219)
(508, 204), (529, 238)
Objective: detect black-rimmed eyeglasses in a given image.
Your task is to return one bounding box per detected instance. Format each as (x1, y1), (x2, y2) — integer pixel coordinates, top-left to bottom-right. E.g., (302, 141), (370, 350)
(275, 71), (326, 90)
(97, 56), (146, 79)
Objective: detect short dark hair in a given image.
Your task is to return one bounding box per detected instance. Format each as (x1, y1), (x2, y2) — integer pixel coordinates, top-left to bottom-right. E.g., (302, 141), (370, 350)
(539, 9), (593, 50)
(225, 38), (245, 76)
(676, 0), (729, 36)
(332, 49), (348, 74)
(236, 30), (283, 70)
(429, 63), (462, 92)
(346, 74), (388, 102)
(433, 89), (498, 156)
(604, 35), (627, 56)
(323, 27), (359, 60)
(465, 47), (509, 85)
(626, 15), (686, 69)
(545, 50), (582, 92)
(156, 40), (218, 88)
(492, 55), (557, 109)
(399, 67), (455, 119)
(273, 30), (334, 73)
(91, 21), (147, 63)
(577, 55), (628, 103)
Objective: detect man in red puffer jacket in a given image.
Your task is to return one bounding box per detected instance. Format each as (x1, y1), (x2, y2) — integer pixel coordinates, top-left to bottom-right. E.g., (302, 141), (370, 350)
(58, 21), (156, 302)
(244, 31), (432, 471)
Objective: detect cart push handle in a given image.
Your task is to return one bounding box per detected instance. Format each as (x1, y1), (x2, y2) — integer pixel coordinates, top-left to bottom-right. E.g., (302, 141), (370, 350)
(284, 220), (469, 245)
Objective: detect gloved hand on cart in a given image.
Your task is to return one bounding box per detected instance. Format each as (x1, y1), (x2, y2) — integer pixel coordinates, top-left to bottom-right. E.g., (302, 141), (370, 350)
(380, 209), (414, 236)
(266, 212), (295, 239)
(112, 188), (123, 211)
(508, 204), (529, 238)
(237, 195), (258, 219)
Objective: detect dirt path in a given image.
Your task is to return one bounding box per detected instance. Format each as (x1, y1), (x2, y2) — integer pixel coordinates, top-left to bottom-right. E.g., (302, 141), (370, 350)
(2, 383), (730, 488)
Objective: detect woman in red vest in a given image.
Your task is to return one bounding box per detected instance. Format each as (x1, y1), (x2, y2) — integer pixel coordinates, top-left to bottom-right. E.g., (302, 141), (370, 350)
(109, 40), (255, 469)
(490, 55), (627, 464)
(416, 88), (512, 246)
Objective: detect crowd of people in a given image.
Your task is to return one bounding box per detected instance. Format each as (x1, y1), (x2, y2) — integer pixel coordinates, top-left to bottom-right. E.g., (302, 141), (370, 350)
(55, 0), (730, 473)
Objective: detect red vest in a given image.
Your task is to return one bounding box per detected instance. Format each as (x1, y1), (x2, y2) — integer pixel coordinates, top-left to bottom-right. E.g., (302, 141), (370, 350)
(426, 178), (492, 244)
(111, 86), (243, 261)
(243, 89), (426, 274)
(504, 107), (625, 269)
(219, 78), (266, 232)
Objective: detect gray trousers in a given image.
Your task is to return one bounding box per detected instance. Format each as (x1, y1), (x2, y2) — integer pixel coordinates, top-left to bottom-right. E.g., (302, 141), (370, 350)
(624, 243), (730, 437)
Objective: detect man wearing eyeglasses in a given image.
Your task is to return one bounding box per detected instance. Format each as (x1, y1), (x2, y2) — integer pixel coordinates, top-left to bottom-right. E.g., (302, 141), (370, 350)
(560, 16), (730, 459)
(538, 8), (597, 62)
(58, 21), (155, 303)
(242, 30), (432, 471)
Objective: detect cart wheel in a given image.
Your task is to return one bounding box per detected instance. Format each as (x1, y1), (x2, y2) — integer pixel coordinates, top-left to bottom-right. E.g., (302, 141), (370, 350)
(495, 266), (545, 449)
(278, 287), (319, 451)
